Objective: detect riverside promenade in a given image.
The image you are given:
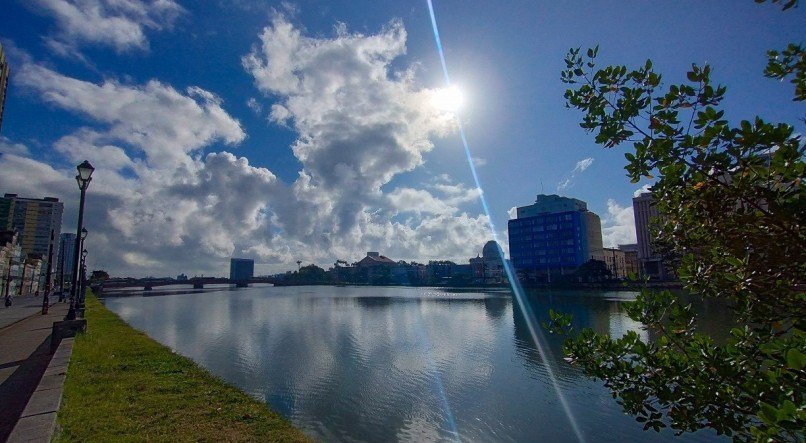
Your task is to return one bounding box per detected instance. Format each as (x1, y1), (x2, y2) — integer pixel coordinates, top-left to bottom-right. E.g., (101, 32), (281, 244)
(0, 296), (70, 441)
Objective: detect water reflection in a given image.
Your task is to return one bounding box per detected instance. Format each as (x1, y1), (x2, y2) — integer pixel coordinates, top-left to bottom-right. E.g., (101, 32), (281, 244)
(104, 286), (723, 442)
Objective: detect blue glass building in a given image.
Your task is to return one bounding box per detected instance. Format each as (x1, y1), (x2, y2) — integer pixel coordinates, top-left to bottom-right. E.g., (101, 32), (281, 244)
(229, 258), (254, 283)
(508, 195), (603, 277)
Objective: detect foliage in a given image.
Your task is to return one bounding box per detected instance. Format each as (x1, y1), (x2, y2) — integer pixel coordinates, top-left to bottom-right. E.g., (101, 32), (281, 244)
(572, 259), (612, 282)
(89, 269), (110, 283)
(764, 43), (806, 102)
(57, 294), (310, 442)
(552, 6), (805, 441)
(288, 264), (331, 284)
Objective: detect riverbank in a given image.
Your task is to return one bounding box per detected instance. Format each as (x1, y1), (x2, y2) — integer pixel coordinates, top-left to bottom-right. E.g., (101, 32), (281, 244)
(55, 294), (311, 442)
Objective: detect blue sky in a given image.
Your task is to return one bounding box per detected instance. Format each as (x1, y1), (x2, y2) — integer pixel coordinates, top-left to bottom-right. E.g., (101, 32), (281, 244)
(0, 0), (803, 276)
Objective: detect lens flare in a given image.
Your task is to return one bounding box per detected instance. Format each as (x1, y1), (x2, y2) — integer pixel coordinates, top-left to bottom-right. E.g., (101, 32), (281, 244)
(426, 1), (586, 441)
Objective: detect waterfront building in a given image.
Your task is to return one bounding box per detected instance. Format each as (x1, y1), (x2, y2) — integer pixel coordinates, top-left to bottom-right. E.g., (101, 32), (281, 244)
(0, 42), (9, 132)
(469, 240), (508, 284)
(602, 247), (627, 279)
(356, 251), (397, 268)
(229, 258), (254, 283)
(0, 194), (64, 288)
(355, 252), (397, 284)
(57, 233), (77, 290)
(617, 244), (640, 277)
(632, 192), (670, 280)
(508, 194), (604, 281)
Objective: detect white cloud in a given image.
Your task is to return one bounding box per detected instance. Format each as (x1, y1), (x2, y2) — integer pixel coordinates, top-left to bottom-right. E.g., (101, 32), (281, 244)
(0, 137), (31, 156)
(633, 183), (652, 197)
(17, 63), (245, 168)
(574, 157), (594, 172)
(601, 199), (636, 248)
(240, 15), (488, 265)
(557, 156), (594, 191)
(471, 156), (487, 167)
(508, 206), (517, 219)
(246, 97), (262, 114)
(8, 16), (500, 276)
(31, 0), (184, 54)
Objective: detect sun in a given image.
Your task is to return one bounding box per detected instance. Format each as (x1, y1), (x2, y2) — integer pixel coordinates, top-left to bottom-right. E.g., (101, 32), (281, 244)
(431, 85), (464, 113)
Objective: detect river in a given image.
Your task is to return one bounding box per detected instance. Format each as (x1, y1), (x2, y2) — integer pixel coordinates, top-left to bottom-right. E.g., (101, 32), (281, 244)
(103, 285), (727, 442)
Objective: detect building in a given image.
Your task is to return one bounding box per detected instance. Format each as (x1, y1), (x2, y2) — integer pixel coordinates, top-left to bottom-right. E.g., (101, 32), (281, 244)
(0, 194), (64, 288)
(469, 240), (508, 284)
(0, 42), (9, 132)
(632, 192), (670, 280)
(57, 233), (77, 290)
(602, 247), (627, 279)
(508, 194), (604, 281)
(618, 243), (640, 277)
(355, 252), (397, 284)
(1, 231), (23, 297)
(229, 258), (254, 284)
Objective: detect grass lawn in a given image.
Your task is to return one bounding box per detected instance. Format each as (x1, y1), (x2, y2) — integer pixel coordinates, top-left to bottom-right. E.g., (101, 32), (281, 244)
(55, 294), (312, 442)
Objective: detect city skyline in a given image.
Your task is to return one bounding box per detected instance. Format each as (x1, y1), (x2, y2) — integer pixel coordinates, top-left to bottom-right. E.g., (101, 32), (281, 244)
(0, 1), (803, 277)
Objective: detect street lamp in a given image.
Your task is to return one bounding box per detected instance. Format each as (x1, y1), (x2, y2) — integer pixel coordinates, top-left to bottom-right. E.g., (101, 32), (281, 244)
(66, 160), (94, 321)
(79, 248), (88, 313)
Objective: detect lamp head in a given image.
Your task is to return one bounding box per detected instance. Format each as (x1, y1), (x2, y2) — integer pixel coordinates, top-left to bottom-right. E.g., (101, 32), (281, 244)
(81, 227), (88, 239)
(81, 249), (88, 259)
(77, 160), (95, 181)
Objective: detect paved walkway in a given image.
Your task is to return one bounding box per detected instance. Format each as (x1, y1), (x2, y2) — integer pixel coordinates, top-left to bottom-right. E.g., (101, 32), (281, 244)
(0, 296), (52, 331)
(0, 301), (70, 441)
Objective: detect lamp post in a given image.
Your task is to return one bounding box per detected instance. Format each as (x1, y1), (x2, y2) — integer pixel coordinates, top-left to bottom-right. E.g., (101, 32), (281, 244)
(42, 229), (55, 314)
(66, 160), (94, 321)
(78, 248), (87, 314)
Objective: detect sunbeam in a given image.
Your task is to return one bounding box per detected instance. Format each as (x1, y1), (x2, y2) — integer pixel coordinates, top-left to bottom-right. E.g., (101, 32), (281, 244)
(425, 1), (587, 441)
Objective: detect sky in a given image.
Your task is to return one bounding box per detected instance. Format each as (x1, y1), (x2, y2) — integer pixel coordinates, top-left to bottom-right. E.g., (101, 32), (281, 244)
(0, 0), (803, 277)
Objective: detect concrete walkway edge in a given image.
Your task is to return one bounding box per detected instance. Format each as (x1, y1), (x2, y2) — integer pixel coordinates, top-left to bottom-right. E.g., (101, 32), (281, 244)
(7, 337), (74, 443)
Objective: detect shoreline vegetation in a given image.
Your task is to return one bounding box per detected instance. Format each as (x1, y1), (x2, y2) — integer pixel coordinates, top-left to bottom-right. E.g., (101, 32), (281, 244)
(55, 293), (311, 442)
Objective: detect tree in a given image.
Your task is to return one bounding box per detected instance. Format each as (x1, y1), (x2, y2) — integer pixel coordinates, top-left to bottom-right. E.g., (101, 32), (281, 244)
(572, 259), (611, 283)
(89, 270), (109, 283)
(549, 2), (804, 441)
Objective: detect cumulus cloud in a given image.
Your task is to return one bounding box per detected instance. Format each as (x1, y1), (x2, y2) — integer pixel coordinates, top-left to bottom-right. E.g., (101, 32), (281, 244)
(8, 16), (498, 276)
(17, 63), (245, 168)
(601, 199), (636, 248)
(508, 206), (517, 219)
(31, 0), (184, 54)
(557, 156), (594, 191)
(241, 15), (490, 264)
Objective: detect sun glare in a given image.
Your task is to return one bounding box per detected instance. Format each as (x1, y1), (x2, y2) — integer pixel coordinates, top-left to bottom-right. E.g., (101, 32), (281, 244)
(431, 85), (464, 113)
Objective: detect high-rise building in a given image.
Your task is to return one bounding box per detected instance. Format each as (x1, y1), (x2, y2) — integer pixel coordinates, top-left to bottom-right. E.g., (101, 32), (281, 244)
(0, 42), (9, 132)
(632, 192), (670, 280)
(0, 194), (64, 286)
(508, 194), (604, 280)
(229, 258), (254, 283)
(57, 233), (77, 289)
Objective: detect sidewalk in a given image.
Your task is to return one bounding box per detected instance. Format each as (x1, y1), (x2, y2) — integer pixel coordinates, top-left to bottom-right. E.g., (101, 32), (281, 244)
(0, 301), (70, 441)
(0, 295), (51, 331)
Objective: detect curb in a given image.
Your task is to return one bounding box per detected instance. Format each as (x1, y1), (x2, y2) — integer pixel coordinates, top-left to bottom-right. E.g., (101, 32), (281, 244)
(7, 337), (74, 443)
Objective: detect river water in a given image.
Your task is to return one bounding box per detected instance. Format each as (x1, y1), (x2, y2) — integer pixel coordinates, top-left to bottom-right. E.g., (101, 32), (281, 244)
(103, 285), (726, 442)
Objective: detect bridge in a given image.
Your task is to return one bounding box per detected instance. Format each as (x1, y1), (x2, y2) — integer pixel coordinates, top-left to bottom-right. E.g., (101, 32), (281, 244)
(101, 276), (280, 291)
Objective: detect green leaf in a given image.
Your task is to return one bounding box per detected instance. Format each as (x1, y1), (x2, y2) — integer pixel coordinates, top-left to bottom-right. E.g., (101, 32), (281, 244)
(785, 348), (805, 370)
